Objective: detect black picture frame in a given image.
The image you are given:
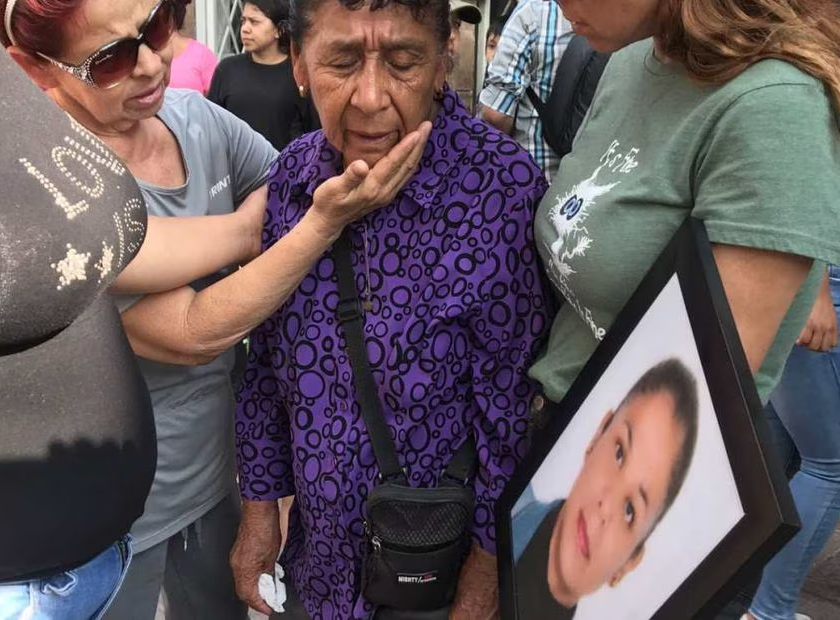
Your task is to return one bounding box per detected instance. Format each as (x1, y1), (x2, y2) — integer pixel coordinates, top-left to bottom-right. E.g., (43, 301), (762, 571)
(496, 218), (799, 620)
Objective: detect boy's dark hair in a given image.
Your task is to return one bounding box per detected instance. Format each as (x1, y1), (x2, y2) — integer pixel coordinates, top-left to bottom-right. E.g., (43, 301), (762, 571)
(619, 358), (699, 525)
(486, 20), (503, 42)
(289, 0), (450, 51)
(248, 0), (292, 53)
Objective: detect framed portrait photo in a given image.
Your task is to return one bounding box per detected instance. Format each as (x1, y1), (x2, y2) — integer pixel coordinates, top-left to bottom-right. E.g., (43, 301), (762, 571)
(496, 218), (799, 620)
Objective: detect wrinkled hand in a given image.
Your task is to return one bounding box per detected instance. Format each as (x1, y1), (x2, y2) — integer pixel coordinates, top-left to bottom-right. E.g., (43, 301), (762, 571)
(307, 121), (433, 240)
(230, 500), (281, 615)
(796, 271), (837, 352)
(236, 185), (268, 262)
(450, 545), (500, 620)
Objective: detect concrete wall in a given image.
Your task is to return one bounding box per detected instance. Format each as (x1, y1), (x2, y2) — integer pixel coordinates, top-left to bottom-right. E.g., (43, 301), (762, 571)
(450, 25), (478, 111)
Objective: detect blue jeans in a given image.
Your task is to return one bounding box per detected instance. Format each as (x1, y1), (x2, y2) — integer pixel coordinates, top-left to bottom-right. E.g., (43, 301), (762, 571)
(749, 268), (840, 620)
(0, 536), (132, 620)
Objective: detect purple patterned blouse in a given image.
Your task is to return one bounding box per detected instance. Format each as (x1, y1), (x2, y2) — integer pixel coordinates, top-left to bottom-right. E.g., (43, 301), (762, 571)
(235, 88), (551, 619)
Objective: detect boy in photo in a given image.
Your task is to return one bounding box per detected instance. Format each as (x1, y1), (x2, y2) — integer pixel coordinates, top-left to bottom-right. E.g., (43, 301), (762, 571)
(513, 358), (699, 618)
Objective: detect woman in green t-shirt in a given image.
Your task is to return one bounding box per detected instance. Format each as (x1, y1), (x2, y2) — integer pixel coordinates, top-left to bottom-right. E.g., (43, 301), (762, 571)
(528, 1), (840, 619)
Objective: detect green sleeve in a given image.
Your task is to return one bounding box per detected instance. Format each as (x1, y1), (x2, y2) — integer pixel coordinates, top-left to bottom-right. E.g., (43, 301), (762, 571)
(693, 80), (840, 265)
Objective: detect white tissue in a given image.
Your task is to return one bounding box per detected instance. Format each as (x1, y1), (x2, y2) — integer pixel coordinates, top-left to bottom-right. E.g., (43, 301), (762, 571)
(258, 562), (287, 613)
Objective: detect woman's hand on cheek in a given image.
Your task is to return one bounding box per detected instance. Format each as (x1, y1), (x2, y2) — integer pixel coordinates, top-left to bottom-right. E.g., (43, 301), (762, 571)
(307, 121), (433, 240)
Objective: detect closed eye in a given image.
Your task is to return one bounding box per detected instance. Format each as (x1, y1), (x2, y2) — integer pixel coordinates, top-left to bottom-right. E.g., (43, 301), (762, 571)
(387, 60), (415, 72)
(327, 57), (359, 71)
(384, 49), (425, 74)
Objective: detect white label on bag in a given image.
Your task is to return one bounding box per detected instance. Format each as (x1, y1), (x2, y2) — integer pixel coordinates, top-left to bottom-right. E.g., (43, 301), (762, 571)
(397, 572), (438, 584)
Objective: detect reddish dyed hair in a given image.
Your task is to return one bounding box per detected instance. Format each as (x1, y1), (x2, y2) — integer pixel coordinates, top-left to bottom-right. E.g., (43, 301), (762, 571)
(2, 0), (191, 54)
(0, 0), (85, 55)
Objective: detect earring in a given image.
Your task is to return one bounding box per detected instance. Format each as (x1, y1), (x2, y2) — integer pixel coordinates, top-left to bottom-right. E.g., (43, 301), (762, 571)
(299, 85), (307, 97)
(434, 86), (444, 101)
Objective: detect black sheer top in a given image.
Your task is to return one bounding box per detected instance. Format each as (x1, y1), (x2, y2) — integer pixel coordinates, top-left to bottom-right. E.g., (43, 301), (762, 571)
(0, 50), (156, 582)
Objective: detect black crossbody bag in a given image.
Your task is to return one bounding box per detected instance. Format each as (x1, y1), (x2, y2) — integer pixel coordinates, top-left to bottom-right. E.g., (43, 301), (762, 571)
(332, 230), (476, 613)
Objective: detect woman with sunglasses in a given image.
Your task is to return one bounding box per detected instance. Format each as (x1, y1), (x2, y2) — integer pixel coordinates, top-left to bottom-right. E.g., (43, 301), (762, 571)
(1, 0), (427, 618)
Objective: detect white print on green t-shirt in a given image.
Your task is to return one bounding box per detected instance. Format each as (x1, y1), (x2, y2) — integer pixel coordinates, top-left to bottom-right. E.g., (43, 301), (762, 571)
(599, 139), (640, 174)
(542, 139), (642, 341)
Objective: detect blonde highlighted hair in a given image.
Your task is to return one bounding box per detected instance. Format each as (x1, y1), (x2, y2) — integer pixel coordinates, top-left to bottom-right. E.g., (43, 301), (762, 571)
(656, 0), (840, 115)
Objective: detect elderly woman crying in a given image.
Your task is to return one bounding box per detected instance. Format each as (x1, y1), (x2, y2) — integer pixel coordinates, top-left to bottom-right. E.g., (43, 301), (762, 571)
(230, 0), (553, 619)
(1, 0), (432, 616)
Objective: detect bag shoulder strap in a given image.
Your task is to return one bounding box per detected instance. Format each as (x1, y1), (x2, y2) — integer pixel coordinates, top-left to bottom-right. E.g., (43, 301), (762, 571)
(332, 229), (475, 486)
(525, 84), (546, 121)
(441, 435), (477, 486)
(556, 44), (610, 159)
(333, 230), (406, 483)
(526, 34), (610, 158)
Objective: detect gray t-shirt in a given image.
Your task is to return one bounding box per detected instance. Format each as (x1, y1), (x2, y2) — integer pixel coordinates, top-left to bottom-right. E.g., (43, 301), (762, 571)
(114, 89), (277, 552)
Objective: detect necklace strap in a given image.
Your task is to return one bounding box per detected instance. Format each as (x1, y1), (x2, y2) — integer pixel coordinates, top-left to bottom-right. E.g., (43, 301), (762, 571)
(361, 221), (373, 310)
(4, 0), (19, 47)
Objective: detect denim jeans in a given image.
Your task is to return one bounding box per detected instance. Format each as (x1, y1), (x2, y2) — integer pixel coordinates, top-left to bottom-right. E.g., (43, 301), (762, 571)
(0, 535), (132, 620)
(749, 267), (840, 620)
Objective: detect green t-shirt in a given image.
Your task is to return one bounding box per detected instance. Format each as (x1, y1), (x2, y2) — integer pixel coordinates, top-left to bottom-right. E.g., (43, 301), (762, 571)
(529, 39), (840, 404)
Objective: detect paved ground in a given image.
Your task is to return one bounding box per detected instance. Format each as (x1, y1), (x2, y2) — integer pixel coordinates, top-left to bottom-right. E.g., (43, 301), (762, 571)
(799, 526), (840, 619)
(153, 526), (840, 619)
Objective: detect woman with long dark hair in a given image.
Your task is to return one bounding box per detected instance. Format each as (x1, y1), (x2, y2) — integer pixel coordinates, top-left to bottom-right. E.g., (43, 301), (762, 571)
(208, 0), (318, 151)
